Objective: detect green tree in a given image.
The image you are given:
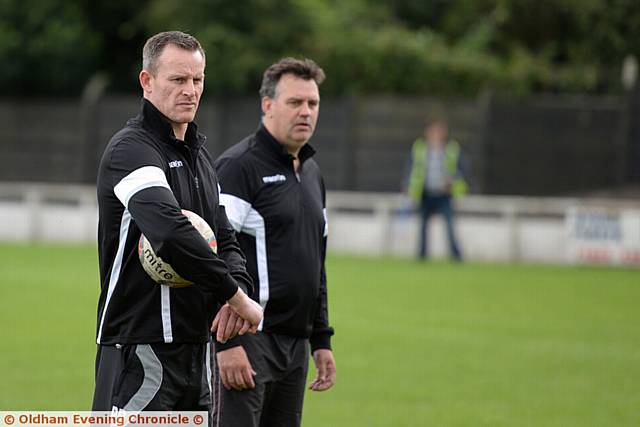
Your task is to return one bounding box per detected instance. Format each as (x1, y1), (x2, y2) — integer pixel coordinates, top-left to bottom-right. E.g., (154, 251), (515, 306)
(1, 0), (639, 96)
(0, 0), (101, 96)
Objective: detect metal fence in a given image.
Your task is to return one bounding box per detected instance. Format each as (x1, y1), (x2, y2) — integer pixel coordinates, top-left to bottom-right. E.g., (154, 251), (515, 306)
(0, 92), (637, 195)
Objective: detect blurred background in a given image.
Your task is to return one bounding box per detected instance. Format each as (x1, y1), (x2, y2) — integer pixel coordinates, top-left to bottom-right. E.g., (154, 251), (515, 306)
(1, 1), (640, 425)
(1, 0), (640, 264)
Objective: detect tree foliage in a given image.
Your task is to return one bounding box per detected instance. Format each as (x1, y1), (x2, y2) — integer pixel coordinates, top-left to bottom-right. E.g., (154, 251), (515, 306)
(1, 0), (638, 97)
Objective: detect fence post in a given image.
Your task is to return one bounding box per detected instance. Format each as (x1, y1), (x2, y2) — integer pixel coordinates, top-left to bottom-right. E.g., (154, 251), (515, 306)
(24, 186), (43, 242)
(344, 95), (361, 190)
(473, 90), (493, 194)
(80, 73), (109, 183)
(627, 85), (640, 183)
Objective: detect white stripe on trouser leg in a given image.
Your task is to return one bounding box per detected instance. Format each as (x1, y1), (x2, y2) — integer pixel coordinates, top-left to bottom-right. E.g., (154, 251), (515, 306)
(123, 345), (163, 411)
(212, 353), (222, 427)
(206, 342), (212, 398)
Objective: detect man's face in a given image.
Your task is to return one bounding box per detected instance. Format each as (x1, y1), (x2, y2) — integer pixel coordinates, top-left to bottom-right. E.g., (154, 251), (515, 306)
(140, 44), (205, 129)
(262, 74), (320, 154)
(425, 122), (448, 147)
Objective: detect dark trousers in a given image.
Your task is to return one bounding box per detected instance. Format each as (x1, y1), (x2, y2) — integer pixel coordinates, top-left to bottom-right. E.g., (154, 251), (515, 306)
(212, 332), (309, 427)
(92, 343), (212, 417)
(418, 192), (462, 260)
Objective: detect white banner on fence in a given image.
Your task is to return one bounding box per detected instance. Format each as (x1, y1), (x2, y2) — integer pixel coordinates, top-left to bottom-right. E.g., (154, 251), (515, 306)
(566, 207), (640, 265)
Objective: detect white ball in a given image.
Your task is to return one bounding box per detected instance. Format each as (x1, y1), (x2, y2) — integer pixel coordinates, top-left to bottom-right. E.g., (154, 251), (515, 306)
(138, 209), (218, 287)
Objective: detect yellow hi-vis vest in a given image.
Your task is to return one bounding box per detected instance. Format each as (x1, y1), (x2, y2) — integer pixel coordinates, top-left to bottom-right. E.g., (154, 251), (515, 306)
(408, 138), (468, 204)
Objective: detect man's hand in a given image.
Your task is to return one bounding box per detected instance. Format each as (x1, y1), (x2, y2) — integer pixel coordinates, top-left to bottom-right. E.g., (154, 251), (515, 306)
(309, 349), (336, 391)
(210, 304), (252, 343)
(216, 346), (256, 391)
(227, 288), (263, 330)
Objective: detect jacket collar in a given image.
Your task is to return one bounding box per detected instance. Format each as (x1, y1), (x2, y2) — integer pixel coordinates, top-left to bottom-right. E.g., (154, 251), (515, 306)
(135, 98), (205, 150)
(256, 123), (316, 165)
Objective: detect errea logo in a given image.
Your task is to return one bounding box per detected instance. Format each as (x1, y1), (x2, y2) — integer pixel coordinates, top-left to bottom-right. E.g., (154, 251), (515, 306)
(262, 174), (286, 184)
(168, 160), (184, 168)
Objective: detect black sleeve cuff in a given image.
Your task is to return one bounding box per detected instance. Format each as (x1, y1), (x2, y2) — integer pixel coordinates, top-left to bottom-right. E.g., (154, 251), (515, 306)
(310, 330), (333, 353)
(213, 334), (244, 352)
(231, 273), (251, 295)
(217, 273), (239, 303)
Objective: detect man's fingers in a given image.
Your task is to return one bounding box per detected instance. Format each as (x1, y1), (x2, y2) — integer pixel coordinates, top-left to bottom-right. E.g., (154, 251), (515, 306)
(242, 367), (256, 389)
(216, 309), (232, 343)
(309, 378), (331, 391)
(238, 319), (251, 336)
(315, 381), (332, 391)
(210, 314), (220, 333)
(316, 364), (327, 381)
(219, 368), (231, 390)
(233, 316), (245, 336)
(232, 370), (246, 391)
(222, 311), (239, 342)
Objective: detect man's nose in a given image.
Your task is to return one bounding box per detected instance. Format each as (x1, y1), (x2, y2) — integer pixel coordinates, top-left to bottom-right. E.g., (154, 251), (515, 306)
(183, 80), (196, 96)
(299, 102), (311, 116)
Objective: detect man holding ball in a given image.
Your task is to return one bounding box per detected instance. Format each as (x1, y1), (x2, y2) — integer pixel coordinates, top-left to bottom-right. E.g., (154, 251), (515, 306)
(93, 31), (262, 418)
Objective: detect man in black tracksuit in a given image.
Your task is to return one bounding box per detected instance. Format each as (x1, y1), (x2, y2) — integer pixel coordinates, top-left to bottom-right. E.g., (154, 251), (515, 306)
(93, 31), (262, 417)
(212, 58), (336, 427)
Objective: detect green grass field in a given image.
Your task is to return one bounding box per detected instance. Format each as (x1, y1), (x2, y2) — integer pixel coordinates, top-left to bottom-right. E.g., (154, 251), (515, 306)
(0, 243), (639, 426)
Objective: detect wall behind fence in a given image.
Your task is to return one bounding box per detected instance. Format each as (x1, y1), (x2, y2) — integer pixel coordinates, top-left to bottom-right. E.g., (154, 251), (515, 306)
(0, 93), (636, 195)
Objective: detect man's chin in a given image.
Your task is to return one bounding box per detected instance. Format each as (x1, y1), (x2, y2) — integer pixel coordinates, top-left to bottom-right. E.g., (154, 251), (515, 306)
(171, 113), (197, 125)
(291, 130), (313, 143)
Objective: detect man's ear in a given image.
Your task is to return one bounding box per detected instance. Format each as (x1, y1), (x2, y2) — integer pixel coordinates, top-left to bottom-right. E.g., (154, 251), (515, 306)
(139, 70), (153, 94)
(261, 96), (272, 117)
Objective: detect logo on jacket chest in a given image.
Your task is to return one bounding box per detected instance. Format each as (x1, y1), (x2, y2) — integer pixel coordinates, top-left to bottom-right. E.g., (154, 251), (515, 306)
(168, 160), (184, 169)
(262, 174), (286, 184)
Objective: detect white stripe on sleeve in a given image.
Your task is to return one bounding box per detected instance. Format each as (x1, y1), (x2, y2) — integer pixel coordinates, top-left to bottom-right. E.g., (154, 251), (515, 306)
(114, 166), (171, 208)
(97, 209), (131, 343)
(323, 208), (329, 237)
(219, 193), (252, 233)
(240, 208), (268, 331)
(219, 193), (269, 330)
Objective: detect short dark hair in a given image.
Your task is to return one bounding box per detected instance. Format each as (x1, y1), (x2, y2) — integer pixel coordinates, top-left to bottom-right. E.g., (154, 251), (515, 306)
(425, 110), (448, 129)
(142, 31), (205, 75)
(259, 57), (325, 99)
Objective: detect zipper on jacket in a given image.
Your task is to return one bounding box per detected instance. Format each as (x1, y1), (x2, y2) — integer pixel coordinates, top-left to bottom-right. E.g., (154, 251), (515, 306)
(183, 144), (200, 190)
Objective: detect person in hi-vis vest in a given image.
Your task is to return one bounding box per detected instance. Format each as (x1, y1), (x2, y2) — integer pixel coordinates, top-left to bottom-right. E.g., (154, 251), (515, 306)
(407, 115), (467, 260)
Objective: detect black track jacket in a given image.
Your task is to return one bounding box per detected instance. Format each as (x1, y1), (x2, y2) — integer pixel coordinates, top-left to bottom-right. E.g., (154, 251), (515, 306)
(96, 99), (252, 345)
(214, 124), (334, 352)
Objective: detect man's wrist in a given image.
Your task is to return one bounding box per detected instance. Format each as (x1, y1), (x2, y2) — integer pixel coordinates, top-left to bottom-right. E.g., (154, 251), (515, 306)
(227, 287), (245, 306)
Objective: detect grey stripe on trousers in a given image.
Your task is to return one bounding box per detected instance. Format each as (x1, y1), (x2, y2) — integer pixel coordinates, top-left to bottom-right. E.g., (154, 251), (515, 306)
(123, 344), (163, 411)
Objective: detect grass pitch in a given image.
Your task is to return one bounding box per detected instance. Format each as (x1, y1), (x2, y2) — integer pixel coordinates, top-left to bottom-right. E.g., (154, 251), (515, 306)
(0, 243), (638, 426)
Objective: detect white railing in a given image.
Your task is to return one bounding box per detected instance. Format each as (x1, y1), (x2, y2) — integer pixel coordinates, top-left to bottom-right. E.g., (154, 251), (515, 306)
(2, 183), (639, 264)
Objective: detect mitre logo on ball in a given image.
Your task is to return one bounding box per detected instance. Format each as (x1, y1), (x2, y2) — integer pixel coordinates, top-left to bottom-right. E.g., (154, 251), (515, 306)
(138, 209), (217, 287)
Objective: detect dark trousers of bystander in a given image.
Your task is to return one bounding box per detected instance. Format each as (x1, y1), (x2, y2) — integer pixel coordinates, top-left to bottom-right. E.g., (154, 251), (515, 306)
(418, 191), (462, 261)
